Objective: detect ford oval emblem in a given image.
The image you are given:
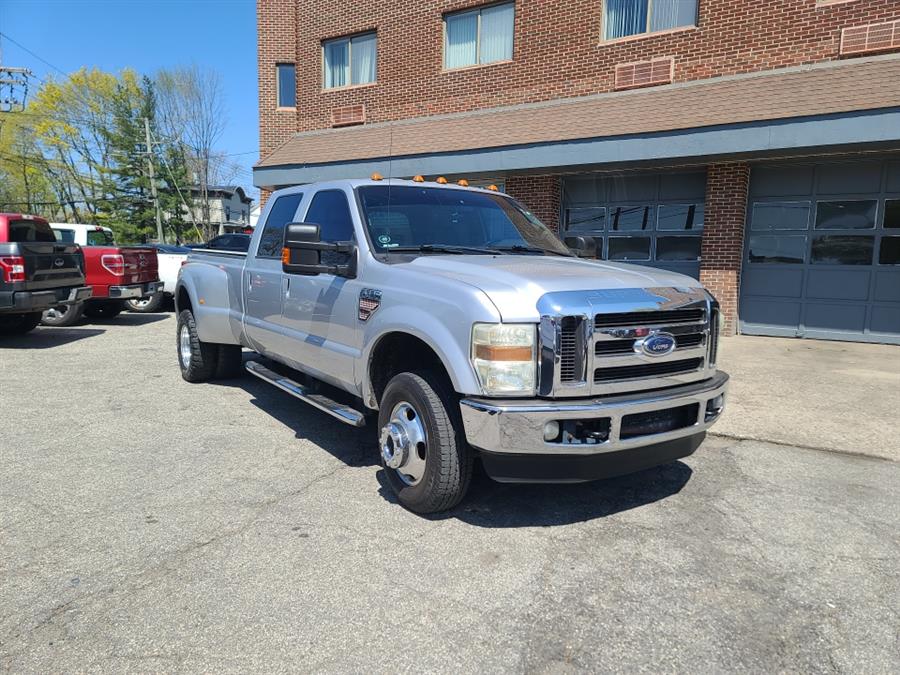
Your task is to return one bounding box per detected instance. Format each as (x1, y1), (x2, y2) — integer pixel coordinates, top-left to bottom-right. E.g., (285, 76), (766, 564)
(640, 332), (677, 357)
(53, 258), (65, 268)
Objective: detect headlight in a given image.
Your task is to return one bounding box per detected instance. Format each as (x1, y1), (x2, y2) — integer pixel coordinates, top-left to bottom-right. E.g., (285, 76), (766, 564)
(471, 323), (536, 396)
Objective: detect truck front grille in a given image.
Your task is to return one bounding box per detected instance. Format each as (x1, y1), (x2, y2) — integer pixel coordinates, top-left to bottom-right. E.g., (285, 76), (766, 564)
(594, 331), (704, 356)
(594, 308), (705, 328)
(558, 316), (583, 383)
(594, 357), (704, 383)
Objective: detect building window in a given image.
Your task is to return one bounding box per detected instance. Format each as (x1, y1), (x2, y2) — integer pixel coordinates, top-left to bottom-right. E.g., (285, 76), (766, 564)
(603, 0), (698, 41)
(444, 3), (515, 69)
(276, 63), (296, 108)
(323, 32), (377, 89)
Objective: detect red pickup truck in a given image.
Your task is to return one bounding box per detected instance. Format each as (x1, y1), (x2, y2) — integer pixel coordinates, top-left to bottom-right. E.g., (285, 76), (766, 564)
(42, 230), (161, 326)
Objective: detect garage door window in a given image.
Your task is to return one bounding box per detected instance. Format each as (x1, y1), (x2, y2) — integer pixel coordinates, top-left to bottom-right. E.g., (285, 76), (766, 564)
(657, 204), (704, 231)
(610, 205), (652, 231)
(879, 236), (900, 265)
(884, 200), (900, 228)
(815, 200), (877, 230)
(657, 236), (702, 261)
(751, 202), (810, 231)
(748, 235), (806, 264)
(566, 207), (606, 233)
(608, 236), (651, 261)
(811, 235), (874, 265)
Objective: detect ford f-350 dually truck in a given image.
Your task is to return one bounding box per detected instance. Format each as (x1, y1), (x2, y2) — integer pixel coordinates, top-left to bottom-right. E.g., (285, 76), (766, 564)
(175, 178), (728, 514)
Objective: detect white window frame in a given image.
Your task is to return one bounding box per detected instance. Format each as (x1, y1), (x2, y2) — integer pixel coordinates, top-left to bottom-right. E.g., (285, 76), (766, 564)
(601, 0), (698, 42)
(442, 2), (515, 71)
(322, 32), (378, 90)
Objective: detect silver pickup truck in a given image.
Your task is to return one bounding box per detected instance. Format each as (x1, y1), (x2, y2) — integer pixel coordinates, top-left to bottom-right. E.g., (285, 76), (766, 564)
(175, 178), (728, 513)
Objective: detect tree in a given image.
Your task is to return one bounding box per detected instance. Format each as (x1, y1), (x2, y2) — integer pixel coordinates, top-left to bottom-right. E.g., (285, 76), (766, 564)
(155, 66), (227, 240)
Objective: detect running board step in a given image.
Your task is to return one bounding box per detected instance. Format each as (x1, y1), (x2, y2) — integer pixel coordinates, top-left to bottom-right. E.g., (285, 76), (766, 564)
(245, 360), (366, 427)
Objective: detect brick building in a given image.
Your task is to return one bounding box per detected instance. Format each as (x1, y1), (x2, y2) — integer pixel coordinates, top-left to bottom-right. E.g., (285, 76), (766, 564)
(254, 0), (900, 343)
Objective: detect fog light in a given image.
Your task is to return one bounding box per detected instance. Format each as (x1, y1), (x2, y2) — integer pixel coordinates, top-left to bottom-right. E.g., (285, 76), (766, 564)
(543, 421), (560, 442)
(705, 395), (725, 421)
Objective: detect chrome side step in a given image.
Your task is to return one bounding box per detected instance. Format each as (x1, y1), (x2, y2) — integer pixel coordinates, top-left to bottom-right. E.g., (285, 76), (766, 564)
(245, 360), (366, 427)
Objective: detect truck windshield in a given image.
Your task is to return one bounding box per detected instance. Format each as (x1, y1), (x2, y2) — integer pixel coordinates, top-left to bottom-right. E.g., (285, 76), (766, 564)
(357, 185), (572, 256)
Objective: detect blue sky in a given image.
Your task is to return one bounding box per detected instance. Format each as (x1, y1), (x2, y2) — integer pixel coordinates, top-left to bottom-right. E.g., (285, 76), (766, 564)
(0, 0), (259, 198)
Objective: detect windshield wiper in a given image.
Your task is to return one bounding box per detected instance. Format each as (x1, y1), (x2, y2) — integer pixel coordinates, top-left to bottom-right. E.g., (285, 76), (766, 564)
(491, 245), (573, 257)
(384, 245), (506, 255)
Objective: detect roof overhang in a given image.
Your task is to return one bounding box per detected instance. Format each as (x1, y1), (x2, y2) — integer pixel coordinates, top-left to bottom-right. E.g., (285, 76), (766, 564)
(255, 54), (900, 188)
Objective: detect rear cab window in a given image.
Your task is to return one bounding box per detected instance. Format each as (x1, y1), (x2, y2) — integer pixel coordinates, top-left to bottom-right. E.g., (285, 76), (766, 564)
(53, 228), (77, 243)
(9, 219), (56, 243)
(87, 230), (115, 246)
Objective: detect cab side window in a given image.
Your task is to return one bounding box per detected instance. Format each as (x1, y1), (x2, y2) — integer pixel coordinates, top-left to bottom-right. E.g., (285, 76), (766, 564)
(257, 192), (304, 258)
(304, 190), (355, 243)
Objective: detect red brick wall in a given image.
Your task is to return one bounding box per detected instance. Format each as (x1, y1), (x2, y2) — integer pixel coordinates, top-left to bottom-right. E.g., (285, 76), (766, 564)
(258, 0), (299, 161)
(505, 175), (561, 232)
(258, 0), (900, 159)
(700, 163), (751, 335)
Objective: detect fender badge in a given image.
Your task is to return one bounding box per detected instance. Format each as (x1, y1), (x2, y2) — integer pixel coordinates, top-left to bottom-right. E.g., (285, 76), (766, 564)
(358, 288), (382, 321)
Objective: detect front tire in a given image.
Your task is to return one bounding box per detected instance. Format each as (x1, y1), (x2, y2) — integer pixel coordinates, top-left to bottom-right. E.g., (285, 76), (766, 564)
(176, 309), (219, 382)
(0, 312), (43, 335)
(83, 300), (124, 319)
(126, 292), (164, 313)
(378, 372), (473, 514)
(41, 303), (84, 327)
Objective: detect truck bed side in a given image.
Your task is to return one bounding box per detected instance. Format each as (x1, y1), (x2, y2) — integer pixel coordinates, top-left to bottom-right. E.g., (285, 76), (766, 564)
(177, 249), (248, 346)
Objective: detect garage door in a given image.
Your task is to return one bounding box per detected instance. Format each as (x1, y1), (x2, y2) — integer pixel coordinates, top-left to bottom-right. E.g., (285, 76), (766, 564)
(740, 158), (900, 344)
(562, 171), (707, 279)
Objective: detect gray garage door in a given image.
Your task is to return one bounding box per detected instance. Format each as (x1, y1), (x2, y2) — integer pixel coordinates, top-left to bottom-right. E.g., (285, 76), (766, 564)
(562, 170), (707, 279)
(740, 158), (900, 344)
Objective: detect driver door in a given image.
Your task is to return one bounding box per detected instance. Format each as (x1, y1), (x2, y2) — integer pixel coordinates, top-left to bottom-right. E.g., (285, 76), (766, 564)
(280, 188), (362, 388)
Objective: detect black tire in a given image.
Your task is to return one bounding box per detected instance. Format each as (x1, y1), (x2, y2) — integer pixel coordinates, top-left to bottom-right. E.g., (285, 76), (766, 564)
(378, 371), (473, 514)
(83, 300), (124, 319)
(176, 308), (219, 382)
(125, 292), (165, 313)
(41, 303), (84, 327)
(215, 343), (244, 379)
(0, 312), (43, 335)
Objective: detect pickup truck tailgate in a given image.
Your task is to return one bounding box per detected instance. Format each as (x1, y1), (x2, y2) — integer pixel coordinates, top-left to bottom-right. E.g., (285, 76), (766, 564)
(14, 241), (84, 291)
(121, 247), (159, 284)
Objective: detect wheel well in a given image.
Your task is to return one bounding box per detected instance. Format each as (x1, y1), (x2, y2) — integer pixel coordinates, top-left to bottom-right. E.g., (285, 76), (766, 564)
(369, 333), (452, 406)
(176, 286), (192, 314)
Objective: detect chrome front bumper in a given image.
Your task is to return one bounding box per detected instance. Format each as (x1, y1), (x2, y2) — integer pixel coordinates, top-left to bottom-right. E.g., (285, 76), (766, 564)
(459, 372), (728, 456)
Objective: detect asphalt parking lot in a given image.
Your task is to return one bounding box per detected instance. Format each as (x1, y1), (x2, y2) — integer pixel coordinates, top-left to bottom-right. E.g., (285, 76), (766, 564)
(2, 314), (899, 672)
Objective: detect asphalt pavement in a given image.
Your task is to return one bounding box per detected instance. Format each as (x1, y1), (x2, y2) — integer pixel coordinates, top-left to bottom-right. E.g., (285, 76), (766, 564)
(2, 314), (898, 673)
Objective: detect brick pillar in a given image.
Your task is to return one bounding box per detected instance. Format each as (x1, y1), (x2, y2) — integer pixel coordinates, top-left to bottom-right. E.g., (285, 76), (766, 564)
(257, 0), (298, 160)
(505, 175), (561, 232)
(700, 162), (750, 336)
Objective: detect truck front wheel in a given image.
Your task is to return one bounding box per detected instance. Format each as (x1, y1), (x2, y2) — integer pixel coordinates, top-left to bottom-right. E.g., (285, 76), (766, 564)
(378, 372), (473, 514)
(176, 309), (219, 382)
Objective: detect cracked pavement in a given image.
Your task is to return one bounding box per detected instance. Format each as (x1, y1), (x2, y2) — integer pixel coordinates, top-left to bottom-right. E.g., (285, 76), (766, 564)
(2, 314), (899, 672)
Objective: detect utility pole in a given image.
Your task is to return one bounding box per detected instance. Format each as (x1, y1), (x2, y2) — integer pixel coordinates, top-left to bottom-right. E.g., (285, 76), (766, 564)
(144, 117), (165, 244)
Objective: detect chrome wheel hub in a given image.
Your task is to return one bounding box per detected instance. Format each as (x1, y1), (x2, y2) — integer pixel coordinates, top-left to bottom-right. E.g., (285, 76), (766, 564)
(380, 401), (427, 486)
(178, 323), (192, 367)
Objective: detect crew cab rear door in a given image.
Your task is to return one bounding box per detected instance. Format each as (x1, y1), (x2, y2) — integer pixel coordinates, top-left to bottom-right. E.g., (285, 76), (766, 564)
(5, 217), (84, 291)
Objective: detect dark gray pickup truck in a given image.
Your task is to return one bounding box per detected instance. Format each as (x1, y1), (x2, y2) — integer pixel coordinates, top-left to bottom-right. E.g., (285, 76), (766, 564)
(0, 213), (91, 335)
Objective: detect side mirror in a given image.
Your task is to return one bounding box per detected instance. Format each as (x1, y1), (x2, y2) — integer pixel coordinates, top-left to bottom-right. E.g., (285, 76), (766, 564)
(564, 235), (597, 258)
(282, 223), (357, 278)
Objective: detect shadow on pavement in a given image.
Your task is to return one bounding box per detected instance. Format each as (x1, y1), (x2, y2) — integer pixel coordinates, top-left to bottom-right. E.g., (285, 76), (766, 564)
(214, 359), (693, 527)
(0, 327), (106, 349)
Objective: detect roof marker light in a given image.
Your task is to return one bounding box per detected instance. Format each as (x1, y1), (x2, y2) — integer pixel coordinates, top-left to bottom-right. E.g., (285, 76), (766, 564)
(457, 179), (469, 187)
(371, 172), (383, 181)
(487, 184), (499, 191)
(412, 175), (425, 182)
(436, 176), (448, 184)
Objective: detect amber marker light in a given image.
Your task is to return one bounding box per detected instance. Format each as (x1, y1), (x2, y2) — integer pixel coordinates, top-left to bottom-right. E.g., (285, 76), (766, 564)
(457, 179), (469, 187)
(371, 172), (383, 181)
(487, 184), (499, 191)
(412, 175), (425, 182)
(282, 247), (291, 265)
(436, 176), (448, 184)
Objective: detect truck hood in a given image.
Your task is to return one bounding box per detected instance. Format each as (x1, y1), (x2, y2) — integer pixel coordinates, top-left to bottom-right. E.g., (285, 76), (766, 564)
(398, 254), (704, 321)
